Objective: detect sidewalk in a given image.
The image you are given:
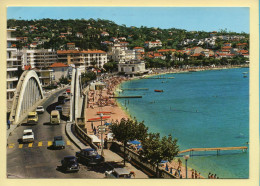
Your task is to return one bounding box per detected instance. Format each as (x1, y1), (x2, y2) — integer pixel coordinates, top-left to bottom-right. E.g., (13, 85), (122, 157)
(65, 122), (148, 178)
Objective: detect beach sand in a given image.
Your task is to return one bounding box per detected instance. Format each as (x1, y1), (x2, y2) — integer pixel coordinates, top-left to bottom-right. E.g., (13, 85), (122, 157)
(82, 71), (232, 178)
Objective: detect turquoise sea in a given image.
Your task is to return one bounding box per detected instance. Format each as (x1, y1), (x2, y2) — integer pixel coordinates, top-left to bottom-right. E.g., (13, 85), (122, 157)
(117, 68), (249, 178)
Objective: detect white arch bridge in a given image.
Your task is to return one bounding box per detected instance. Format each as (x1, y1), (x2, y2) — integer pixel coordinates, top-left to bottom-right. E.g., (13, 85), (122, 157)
(9, 70), (44, 124)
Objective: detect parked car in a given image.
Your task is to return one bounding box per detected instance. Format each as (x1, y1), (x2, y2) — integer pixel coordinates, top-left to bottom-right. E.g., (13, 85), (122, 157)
(76, 148), (104, 165)
(62, 92), (69, 98)
(55, 106), (63, 113)
(36, 106), (44, 113)
(105, 168), (132, 178)
(27, 112), (38, 124)
(61, 156), (80, 172)
(66, 88), (71, 94)
(52, 136), (65, 149)
(22, 129), (34, 143)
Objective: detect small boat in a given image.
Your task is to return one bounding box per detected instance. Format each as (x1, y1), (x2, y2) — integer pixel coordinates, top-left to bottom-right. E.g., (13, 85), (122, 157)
(97, 111), (112, 115)
(88, 116), (111, 122)
(154, 89), (163, 92)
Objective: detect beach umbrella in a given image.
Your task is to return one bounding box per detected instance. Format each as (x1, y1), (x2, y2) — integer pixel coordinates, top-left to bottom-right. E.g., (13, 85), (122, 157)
(104, 122), (111, 126)
(128, 140), (141, 145)
(137, 145), (142, 150)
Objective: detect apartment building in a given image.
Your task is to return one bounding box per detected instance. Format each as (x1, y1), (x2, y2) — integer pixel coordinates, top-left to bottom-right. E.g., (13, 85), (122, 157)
(118, 60), (148, 76)
(57, 49), (107, 69)
(21, 49), (57, 69)
(144, 40), (162, 48)
(7, 29), (19, 101)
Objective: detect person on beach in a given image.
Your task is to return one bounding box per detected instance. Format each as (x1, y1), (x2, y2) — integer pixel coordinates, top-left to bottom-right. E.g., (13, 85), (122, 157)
(214, 174), (217, 179)
(195, 170), (198, 178)
(191, 170), (194, 179)
(208, 173), (211, 179)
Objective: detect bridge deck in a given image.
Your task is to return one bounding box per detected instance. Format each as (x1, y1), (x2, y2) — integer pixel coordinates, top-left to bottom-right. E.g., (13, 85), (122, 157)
(179, 146), (248, 154)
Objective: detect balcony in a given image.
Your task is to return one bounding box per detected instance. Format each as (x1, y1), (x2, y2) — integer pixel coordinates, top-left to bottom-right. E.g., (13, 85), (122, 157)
(7, 67), (18, 71)
(7, 88), (16, 92)
(39, 76), (51, 79)
(7, 58), (18, 61)
(7, 77), (18, 82)
(7, 38), (17, 42)
(7, 47), (17, 51)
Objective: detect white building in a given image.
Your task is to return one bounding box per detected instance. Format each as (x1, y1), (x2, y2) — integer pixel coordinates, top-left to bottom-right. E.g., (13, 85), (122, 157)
(118, 60), (148, 76)
(7, 29), (19, 101)
(144, 40), (162, 48)
(20, 49), (58, 69)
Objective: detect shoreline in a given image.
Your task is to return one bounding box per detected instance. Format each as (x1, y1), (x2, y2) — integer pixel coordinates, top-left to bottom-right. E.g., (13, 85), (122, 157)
(84, 65), (247, 178)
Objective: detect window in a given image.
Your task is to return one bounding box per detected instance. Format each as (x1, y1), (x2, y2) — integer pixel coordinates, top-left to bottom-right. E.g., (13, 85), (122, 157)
(121, 67), (124, 72)
(132, 67), (135, 72)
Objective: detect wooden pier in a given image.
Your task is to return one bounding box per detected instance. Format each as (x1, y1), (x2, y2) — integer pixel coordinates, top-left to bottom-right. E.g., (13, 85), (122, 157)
(178, 146), (248, 156)
(121, 88), (149, 91)
(110, 96), (142, 98)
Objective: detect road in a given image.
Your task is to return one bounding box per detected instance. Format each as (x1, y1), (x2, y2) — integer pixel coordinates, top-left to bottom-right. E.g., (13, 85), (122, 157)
(7, 89), (109, 178)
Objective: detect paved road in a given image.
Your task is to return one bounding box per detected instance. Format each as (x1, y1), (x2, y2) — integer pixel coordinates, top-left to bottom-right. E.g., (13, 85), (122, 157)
(7, 89), (109, 178)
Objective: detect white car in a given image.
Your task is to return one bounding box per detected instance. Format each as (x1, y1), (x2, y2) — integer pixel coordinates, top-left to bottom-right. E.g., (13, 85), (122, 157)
(36, 106), (44, 113)
(22, 129), (34, 143)
(105, 168), (132, 178)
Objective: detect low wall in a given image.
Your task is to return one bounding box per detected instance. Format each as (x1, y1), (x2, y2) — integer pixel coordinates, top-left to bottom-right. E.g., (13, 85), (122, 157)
(109, 141), (176, 178)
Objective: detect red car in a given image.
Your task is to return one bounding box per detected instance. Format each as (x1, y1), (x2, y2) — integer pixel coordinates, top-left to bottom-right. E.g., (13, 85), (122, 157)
(66, 88), (71, 94)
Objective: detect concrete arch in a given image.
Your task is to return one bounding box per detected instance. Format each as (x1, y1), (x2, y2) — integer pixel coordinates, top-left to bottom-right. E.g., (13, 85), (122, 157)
(9, 70), (44, 124)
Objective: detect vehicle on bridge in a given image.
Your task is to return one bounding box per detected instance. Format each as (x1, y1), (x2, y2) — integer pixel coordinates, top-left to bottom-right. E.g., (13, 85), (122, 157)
(27, 112), (38, 124)
(55, 106), (63, 113)
(50, 110), (60, 124)
(66, 88), (71, 94)
(62, 92), (69, 98)
(52, 136), (65, 149)
(105, 168), (132, 178)
(36, 106), (44, 114)
(22, 129), (34, 143)
(76, 148), (104, 166)
(61, 156), (80, 172)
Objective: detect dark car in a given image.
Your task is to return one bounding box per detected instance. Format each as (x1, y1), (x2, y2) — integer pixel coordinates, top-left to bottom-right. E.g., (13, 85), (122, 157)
(61, 156), (80, 172)
(76, 148), (104, 165)
(53, 136), (65, 149)
(58, 96), (66, 104)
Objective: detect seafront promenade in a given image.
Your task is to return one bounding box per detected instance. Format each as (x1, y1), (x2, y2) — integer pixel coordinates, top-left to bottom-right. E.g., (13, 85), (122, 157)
(83, 65), (249, 178)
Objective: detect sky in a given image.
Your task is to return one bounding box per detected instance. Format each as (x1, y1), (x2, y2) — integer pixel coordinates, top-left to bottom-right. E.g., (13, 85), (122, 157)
(7, 7), (249, 33)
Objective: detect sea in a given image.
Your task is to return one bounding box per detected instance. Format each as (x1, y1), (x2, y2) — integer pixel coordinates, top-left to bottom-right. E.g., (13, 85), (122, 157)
(116, 68), (249, 179)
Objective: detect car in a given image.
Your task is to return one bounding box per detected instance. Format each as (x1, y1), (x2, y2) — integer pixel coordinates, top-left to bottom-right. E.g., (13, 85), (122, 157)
(52, 136), (65, 149)
(105, 168), (132, 178)
(61, 156), (80, 172)
(55, 106), (63, 113)
(22, 129), (34, 143)
(58, 96), (66, 104)
(62, 92), (69, 98)
(36, 106), (44, 113)
(27, 112), (38, 124)
(66, 88), (71, 94)
(76, 148), (104, 165)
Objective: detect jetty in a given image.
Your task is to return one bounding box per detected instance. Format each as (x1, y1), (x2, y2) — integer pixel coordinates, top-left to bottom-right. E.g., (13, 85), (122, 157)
(121, 88), (149, 91)
(141, 77), (175, 79)
(110, 96), (142, 98)
(178, 146), (248, 156)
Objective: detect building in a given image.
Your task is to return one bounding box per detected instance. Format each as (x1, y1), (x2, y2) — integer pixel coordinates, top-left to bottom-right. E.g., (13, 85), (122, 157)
(144, 40), (162, 48)
(49, 63), (69, 82)
(20, 49), (58, 69)
(7, 29), (19, 101)
(35, 69), (53, 86)
(118, 60), (148, 76)
(57, 49), (107, 69)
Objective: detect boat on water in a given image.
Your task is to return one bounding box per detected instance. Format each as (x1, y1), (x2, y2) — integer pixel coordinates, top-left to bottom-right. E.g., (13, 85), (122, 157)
(154, 89), (163, 92)
(243, 72), (248, 78)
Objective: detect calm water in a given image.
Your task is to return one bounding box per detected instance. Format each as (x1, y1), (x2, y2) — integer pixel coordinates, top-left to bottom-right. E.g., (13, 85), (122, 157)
(117, 68), (249, 178)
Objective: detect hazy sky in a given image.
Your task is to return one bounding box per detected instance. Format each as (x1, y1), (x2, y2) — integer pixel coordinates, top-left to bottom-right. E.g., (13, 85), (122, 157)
(7, 7), (249, 33)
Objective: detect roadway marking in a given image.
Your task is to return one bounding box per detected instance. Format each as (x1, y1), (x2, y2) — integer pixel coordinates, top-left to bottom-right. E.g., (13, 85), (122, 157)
(8, 143), (14, 148)
(67, 141), (71, 145)
(28, 143), (33, 148)
(19, 144), (23, 148)
(38, 142), (42, 147)
(48, 141), (53, 146)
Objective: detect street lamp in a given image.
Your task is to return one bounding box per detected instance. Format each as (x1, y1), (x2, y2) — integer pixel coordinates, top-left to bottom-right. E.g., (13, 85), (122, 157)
(100, 113), (104, 157)
(184, 155), (190, 179)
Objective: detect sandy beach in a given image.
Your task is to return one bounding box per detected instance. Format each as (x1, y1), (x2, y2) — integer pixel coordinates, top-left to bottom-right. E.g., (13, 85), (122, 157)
(83, 65), (245, 178)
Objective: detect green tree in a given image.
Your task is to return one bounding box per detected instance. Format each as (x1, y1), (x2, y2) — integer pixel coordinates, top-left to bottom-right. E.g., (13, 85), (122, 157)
(140, 133), (179, 178)
(81, 71), (97, 85)
(110, 118), (148, 166)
